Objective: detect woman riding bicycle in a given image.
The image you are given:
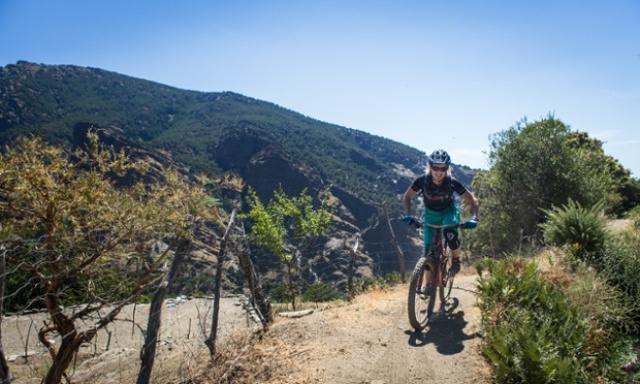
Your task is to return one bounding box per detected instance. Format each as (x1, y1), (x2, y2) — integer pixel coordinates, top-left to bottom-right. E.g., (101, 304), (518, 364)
(402, 149), (479, 276)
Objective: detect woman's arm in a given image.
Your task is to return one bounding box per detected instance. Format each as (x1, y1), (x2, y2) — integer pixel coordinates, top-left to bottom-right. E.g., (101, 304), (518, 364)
(403, 187), (417, 215)
(461, 190), (479, 220)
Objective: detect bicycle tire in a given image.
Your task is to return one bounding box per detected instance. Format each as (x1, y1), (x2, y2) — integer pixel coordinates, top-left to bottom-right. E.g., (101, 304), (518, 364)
(407, 256), (435, 331)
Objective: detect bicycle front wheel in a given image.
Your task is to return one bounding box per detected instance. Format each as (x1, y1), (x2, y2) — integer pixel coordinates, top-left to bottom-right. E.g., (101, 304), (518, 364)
(407, 256), (436, 332)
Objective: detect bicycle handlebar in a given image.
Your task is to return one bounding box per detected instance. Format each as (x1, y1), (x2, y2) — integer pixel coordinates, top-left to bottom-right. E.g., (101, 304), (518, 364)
(409, 218), (477, 230)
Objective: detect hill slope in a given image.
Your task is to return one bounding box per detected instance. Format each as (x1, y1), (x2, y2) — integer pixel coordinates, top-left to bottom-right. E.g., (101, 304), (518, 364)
(0, 61), (476, 196)
(0, 61), (479, 286)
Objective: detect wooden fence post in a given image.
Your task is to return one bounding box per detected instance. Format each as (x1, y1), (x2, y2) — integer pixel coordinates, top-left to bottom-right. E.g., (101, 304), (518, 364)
(0, 245), (9, 383)
(137, 234), (193, 384)
(205, 209), (236, 356)
(347, 233), (360, 301)
(235, 225), (272, 327)
(382, 201), (406, 283)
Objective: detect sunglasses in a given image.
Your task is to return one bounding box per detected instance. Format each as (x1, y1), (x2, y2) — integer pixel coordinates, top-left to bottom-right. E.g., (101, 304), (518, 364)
(431, 165), (449, 172)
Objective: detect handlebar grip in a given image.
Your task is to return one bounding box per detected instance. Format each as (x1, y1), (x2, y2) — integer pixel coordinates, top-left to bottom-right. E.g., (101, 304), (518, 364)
(461, 220), (477, 229)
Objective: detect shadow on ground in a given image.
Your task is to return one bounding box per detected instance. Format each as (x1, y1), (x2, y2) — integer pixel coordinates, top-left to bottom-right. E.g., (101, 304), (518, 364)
(405, 298), (480, 355)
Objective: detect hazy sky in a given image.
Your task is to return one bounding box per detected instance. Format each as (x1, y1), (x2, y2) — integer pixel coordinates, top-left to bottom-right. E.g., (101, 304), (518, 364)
(1, 1), (639, 176)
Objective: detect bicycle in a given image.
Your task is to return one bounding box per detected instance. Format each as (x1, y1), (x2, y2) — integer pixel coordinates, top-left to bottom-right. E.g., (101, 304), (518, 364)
(407, 218), (477, 332)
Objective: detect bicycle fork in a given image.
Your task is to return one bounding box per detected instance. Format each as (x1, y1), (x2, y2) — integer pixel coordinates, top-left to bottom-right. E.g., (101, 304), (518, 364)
(419, 254), (440, 292)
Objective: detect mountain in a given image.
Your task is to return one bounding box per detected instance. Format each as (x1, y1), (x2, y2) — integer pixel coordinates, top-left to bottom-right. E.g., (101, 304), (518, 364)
(0, 61), (479, 288)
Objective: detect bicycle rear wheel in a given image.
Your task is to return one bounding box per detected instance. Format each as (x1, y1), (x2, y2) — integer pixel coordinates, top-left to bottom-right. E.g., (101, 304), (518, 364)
(407, 256), (436, 332)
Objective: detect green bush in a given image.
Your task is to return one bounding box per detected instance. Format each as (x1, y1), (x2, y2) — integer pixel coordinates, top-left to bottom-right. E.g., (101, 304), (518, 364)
(384, 271), (402, 286)
(302, 282), (345, 302)
(355, 276), (377, 293)
(476, 257), (636, 383)
(483, 307), (583, 383)
(354, 275), (392, 293)
(601, 231), (640, 326)
(269, 284), (295, 303)
(137, 294), (152, 304)
(540, 199), (608, 261)
(629, 205), (640, 230)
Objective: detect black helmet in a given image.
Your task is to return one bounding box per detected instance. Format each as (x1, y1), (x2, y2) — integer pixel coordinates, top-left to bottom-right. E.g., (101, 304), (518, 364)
(428, 149), (451, 165)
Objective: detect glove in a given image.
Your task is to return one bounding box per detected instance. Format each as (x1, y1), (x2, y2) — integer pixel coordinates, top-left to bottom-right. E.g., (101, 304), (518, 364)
(402, 215), (415, 225)
(461, 220), (477, 229)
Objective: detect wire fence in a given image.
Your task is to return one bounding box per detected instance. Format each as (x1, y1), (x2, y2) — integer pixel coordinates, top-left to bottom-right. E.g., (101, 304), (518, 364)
(0, 216), (487, 382)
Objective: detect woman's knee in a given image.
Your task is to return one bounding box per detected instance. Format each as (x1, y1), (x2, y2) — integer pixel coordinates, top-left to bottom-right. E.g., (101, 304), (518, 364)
(444, 228), (460, 250)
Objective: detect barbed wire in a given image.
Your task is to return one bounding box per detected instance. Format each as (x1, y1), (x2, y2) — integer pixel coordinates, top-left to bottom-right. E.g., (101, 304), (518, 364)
(0, 229), (458, 305)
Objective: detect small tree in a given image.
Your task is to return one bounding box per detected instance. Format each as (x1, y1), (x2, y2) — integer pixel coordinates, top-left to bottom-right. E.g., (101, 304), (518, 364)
(0, 133), (219, 384)
(480, 115), (615, 254)
(243, 187), (333, 310)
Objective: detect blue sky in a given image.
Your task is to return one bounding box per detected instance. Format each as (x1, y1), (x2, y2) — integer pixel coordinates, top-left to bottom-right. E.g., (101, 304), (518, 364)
(1, 1), (639, 176)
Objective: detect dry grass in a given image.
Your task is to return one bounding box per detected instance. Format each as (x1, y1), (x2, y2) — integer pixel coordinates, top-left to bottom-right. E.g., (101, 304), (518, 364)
(186, 330), (279, 384)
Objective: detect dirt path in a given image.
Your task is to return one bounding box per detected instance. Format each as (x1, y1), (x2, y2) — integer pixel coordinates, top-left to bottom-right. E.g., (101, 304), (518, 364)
(259, 270), (491, 384)
(2, 271), (491, 383)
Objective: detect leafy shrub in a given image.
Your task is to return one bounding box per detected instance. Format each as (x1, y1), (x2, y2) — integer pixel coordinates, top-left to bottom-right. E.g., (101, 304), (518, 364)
(355, 276), (377, 293)
(137, 294), (152, 304)
(384, 271), (402, 286)
(540, 199), (608, 261)
(354, 276), (390, 293)
(540, 197), (640, 328)
(600, 231), (640, 327)
(629, 205), (640, 230)
(476, 256), (636, 383)
(302, 282), (345, 302)
(269, 284), (295, 303)
(484, 307), (583, 382)
(355, 271), (406, 293)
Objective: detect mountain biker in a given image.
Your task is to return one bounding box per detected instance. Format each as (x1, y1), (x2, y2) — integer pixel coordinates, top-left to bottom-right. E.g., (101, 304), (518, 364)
(402, 149), (479, 276)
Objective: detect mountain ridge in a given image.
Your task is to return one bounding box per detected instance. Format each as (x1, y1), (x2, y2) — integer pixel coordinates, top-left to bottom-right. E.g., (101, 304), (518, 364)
(0, 60), (479, 288)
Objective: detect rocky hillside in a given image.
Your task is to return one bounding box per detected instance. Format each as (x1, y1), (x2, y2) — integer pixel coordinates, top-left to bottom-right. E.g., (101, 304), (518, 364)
(0, 61), (479, 291)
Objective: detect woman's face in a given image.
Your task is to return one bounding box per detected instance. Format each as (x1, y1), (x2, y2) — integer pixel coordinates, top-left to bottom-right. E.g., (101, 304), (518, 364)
(430, 164), (448, 183)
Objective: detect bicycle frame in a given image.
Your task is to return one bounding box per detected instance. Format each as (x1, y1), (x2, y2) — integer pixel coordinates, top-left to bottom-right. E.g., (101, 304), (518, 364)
(407, 220), (472, 332)
(428, 222), (459, 294)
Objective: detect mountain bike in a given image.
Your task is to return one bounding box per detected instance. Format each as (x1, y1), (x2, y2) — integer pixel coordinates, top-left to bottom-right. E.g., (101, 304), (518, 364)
(407, 219), (476, 332)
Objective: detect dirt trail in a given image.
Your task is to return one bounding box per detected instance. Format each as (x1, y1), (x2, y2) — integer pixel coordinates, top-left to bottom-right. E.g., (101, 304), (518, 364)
(260, 270), (491, 384)
(2, 270), (490, 383)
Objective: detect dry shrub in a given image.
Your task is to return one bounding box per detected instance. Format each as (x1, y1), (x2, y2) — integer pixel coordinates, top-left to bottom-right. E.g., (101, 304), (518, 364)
(535, 248), (572, 286)
(188, 329), (294, 384)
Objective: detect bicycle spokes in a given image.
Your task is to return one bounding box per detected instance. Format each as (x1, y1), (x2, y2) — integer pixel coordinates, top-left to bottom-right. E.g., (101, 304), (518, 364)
(408, 257), (435, 331)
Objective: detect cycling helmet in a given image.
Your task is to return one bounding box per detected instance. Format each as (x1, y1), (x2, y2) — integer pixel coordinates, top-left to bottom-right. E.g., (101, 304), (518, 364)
(428, 149), (451, 165)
